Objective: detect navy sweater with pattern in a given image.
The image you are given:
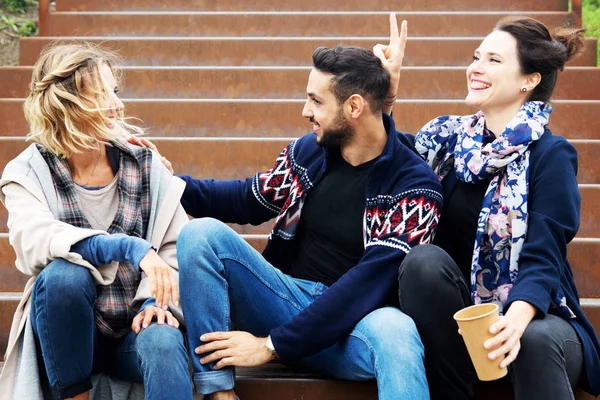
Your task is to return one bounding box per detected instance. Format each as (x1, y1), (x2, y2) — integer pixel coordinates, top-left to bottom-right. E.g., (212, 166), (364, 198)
(179, 114), (443, 362)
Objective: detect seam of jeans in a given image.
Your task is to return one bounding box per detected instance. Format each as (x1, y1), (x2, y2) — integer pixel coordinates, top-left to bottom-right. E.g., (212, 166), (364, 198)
(36, 278), (63, 391)
(560, 338), (582, 396)
(219, 253), (304, 311)
(348, 331), (380, 381)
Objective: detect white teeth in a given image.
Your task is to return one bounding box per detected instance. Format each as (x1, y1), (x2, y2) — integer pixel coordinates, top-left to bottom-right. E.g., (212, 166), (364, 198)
(471, 81), (490, 89)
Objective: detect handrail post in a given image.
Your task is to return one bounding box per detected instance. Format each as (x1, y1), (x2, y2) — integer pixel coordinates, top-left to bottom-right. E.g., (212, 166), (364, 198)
(572, 0), (583, 28)
(38, 0), (50, 36)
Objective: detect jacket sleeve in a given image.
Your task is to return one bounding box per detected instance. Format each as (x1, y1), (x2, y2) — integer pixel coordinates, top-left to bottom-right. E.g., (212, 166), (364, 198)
(270, 189), (442, 362)
(178, 143), (296, 225)
(1, 182), (110, 278)
(505, 139), (580, 315)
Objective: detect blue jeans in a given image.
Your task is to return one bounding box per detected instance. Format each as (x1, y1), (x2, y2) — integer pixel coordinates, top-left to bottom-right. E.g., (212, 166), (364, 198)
(177, 218), (429, 399)
(30, 258), (193, 400)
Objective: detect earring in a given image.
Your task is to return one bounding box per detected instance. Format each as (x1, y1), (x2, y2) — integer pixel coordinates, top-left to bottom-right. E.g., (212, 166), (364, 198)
(521, 87), (528, 92)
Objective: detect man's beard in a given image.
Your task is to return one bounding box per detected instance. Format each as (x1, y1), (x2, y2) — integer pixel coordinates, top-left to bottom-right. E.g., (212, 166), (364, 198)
(314, 109), (355, 148)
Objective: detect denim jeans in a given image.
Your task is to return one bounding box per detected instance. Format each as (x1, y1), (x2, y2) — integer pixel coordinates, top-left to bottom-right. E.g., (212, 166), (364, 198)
(177, 218), (429, 399)
(30, 258), (193, 400)
(398, 244), (584, 400)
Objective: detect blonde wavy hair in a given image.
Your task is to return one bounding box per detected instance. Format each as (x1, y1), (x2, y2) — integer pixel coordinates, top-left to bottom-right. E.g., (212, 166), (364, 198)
(23, 42), (143, 158)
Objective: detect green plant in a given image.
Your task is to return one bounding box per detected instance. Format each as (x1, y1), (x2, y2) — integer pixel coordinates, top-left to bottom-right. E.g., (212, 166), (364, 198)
(0, 13), (18, 32)
(0, 13), (37, 36)
(583, 0), (600, 65)
(17, 19), (36, 35)
(1, 0), (29, 13)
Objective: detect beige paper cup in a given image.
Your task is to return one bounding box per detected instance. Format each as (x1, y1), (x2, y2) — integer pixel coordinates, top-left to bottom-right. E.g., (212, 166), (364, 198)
(453, 303), (508, 381)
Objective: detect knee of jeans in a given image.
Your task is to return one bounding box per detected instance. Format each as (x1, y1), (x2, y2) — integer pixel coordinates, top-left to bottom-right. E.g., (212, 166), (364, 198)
(517, 318), (561, 360)
(399, 244), (452, 283)
(355, 307), (422, 351)
(177, 218), (233, 259)
(136, 323), (186, 363)
(34, 258), (94, 300)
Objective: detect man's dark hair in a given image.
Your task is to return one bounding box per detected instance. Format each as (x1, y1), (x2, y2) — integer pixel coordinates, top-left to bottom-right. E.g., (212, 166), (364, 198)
(312, 45), (390, 114)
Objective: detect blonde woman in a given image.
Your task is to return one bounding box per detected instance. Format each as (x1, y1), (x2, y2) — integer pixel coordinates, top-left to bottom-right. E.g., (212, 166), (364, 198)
(0, 43), (192, 400)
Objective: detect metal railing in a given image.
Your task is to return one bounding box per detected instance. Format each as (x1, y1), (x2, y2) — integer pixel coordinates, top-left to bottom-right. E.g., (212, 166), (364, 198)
(572, 0), (583, 28)
(38, 0), (51, 36)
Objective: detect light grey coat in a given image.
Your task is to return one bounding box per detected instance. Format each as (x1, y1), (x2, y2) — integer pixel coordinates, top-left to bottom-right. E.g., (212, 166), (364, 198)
(0, 143), (189, 400)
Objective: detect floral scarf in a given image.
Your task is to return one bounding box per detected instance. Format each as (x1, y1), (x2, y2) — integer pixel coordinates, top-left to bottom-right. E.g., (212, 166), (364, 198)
(415, 101), (573, 316)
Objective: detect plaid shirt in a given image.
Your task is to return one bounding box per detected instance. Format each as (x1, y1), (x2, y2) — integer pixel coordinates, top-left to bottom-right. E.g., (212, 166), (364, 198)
(39, 139), (152, 338)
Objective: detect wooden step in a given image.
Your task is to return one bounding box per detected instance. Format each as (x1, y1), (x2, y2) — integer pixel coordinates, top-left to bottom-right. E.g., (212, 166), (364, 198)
(3, 67), (600, 100)
(43, 12), (574, 38)
(0, 360), (594, 400)
(19, 37), (597, 67)
(1, 99), (599, 140)
(0, 236), (599, 296)
(55, 0), (569, 12)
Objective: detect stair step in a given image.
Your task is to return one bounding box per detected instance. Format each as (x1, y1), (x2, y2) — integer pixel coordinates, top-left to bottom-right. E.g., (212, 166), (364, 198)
(43, 12), (574, 38)
(19, 37), (597, 67)
(3, 67), (600, 100)
(1, 99), (599, 140)
(0, 360), (594, 399)
(0, 237), (597, 297)
(1, 137), (600, 184)
(55, 0), (569, 12)
(0, 140), (600, 237)
(1, 298), (599, 384)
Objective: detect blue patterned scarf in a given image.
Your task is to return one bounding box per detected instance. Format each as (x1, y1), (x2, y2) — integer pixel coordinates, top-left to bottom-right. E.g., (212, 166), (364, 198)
(415, 101), (572, 316)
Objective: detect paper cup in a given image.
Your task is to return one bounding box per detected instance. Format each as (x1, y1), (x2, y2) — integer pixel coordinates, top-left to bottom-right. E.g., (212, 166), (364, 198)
(453, 303), (508, 381)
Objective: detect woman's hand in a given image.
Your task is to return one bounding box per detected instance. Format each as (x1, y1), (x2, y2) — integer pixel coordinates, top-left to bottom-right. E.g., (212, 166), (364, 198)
(483, 301), (537, 368)
(127, 136), (174, 174)
(131, 304), (179, 334)
(139, 248), (179, 309)
(373, 13), (408, 114)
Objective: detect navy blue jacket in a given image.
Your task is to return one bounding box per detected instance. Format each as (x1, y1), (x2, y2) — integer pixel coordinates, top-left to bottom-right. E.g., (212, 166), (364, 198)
(406, 130), (600, 395)
(179, 114), (443, 362)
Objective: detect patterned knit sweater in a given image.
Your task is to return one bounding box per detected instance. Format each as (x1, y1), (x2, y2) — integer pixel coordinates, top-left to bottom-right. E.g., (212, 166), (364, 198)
(179, 114), (443, 362)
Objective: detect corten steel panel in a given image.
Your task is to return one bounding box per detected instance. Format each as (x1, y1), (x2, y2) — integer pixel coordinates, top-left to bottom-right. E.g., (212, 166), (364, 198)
(1, 100), (599, 140)
(19, 37), (597, 68)
(3, 67), (600, 100)
(1, 139), (600, 235)
(55, 0), (568, 12)
(44, 12), (573, 38)
(0, 299), (19, 361)
(1, 139), (600, 184)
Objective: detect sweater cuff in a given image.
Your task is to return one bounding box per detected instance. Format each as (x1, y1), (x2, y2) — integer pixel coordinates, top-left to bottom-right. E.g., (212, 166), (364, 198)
(127, 238), (154, 271)
(505, 282), (551, 316)
(138, 297), (157, 313)
(269, 329), (296, 363)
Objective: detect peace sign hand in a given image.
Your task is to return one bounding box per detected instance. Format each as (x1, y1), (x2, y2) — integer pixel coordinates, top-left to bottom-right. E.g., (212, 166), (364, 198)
(373, 13), (408, 110)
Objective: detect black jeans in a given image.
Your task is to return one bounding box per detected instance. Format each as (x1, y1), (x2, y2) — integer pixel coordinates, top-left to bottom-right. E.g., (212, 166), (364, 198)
(398, 244), (584, 400)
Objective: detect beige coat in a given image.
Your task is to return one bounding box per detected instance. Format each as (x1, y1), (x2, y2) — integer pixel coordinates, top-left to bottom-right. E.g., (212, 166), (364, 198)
(0, 144), (189, 399)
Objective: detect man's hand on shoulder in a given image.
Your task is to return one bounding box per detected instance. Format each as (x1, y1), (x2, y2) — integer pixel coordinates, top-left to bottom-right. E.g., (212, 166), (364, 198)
(127, 136), (174, 174)
(196, 331), (276, 369)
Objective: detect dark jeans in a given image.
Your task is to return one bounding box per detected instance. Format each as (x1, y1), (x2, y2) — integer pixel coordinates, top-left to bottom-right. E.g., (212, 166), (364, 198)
(30, 258), (193, 400)
(398, 244), (584, 400)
